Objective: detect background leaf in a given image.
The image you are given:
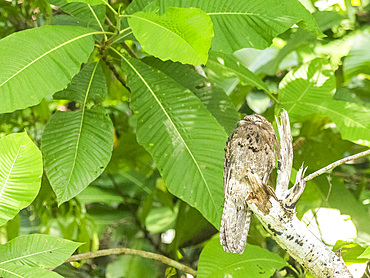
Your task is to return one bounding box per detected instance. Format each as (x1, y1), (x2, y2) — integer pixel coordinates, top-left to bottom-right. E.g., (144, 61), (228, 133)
(198, 237), (288, 278)
(0, 25), (95, 113)
(278, 58), (370, 147)
(0, 132), (42, 226)
(121, 55), (227, 228)
(128, 7), (213, 65)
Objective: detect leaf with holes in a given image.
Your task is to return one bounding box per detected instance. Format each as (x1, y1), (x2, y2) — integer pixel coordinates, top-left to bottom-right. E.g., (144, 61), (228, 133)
(0, 133), (42, 226)
(0, 25), (95, 113)
(128, 7), (213, 65)
(121, 54), (227, 228)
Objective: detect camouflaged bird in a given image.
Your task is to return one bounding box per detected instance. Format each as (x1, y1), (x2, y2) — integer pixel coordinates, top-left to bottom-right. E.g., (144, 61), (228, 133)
(220, 114), (281, 254)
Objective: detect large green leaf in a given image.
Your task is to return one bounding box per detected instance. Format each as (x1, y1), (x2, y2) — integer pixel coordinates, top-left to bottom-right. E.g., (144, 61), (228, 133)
(0, 234), (81, 267)
(198, 237), (288, 278)
(0, 133), (42, 226)
(42, 62), (113, 204)
(128, 7), (213, 65)
(142, 57), (239, 134)
(120, 55), (227, 228)
(343, 31), (370, 79)
(278, 58), (370, 147)
(145, 0), (321, 53)
(41, 107), (114, 204)
(0, 25), (96, 113)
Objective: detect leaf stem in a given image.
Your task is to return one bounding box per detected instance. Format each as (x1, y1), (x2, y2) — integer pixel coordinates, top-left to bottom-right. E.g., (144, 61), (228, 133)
(304, 149), (370, 182)
(64, 248), (197, 277)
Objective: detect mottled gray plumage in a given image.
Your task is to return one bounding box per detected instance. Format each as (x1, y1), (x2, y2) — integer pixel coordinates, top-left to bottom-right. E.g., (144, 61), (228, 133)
(220, 114), (280, 254)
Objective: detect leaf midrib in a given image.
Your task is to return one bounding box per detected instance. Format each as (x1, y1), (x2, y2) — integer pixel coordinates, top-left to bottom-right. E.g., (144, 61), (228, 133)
(0, 31), (98, 89)
(64, 63), (99, 192)
(118, 51), (217, 210)
(0, 136), (23, 202)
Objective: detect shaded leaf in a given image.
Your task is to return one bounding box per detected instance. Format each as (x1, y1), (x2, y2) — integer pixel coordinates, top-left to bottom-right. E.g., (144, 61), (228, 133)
(54, 62), (107, 103)
(0, 25), (95, 113)
(128, 7), (213, 65)
(50, 0), (106, 30)
(41, 107), (114, 204)
(143, 57), (239, 133)
(206, 51), (271, 96)
(198, 237), (288, 278)
(0, 133), (42, 226)
(121, 55), (227, 228)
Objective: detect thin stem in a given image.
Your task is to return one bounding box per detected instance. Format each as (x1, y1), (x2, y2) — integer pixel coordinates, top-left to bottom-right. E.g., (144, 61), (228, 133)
(101, 0), (117, 15)
(304, 149), (370, 182)
(65, 248), (197, 277)
(87, 4), (107, 41)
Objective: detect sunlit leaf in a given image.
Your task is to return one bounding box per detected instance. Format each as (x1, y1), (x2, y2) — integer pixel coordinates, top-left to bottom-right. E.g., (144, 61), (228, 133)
(0, 133), (42, 226)
(0, 234), (81, 267)
(145, 0), (321, 53)
(121, 55), (227, 228)
(278, 58), (370, 147)
(128, 7), (213, 65)
(0, 25), (95, 113)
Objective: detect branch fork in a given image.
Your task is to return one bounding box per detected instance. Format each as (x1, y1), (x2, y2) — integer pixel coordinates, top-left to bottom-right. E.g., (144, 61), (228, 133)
(245, 109), (355, 278)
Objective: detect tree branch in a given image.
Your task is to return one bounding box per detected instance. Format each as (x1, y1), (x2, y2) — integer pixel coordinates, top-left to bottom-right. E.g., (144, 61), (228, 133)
(64, 248), (197, 277)
(243, 110), (354, 278)
(304, 149), (370, 182)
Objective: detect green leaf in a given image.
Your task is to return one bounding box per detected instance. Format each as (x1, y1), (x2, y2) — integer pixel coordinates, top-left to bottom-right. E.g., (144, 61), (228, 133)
(312, 11), (344, 31)
(198, 237), (288, 278)
(0, 234), (81, 267)
(358, 246), (370, 259)
(54, 63), (107, 103)
(206, 51), (272, 97)
(0, 263), (63, 278)
(0, 25), (95, 113)
(343, 32), (370, 79)
(146, 0), (321, 53)
(278, 58), (370, 147)
(41, 107), (114, 204)
(65, 0), (106, 5)
(142, 57), (239, 134)
(77, 185), (123, 206)
(121, 55), (227, 228)
(0, 133), (42, 226)
(128, 7), (213, 65)
(50, 0), (106, 31)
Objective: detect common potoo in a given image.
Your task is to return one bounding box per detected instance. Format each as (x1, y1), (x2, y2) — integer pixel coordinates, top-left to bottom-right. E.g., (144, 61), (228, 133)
(220, 114), (280, 254)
